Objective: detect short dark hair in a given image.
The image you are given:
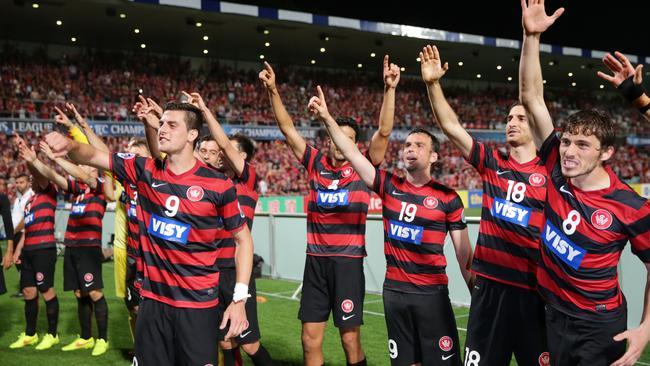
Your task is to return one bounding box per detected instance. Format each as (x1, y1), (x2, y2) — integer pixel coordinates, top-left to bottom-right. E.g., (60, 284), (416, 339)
(15, 173), (29, 180)
(508, 101), (524, 111)
(199, 134), (216, 144)
(162, 102), (204, 148)
(408, 127), (440, 153)
(128, 138), (148, 149)
(230, 133), (256, 162)
(335, 117), (360, 142)
(561, 110), (616, 149)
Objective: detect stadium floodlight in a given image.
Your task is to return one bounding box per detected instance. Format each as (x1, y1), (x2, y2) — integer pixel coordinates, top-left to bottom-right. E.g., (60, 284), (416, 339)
(458, 61), (464, 66)
(56, 20), (62, 26)
(599, 84), (604, 89)
(203, 49), (208, 54)
(263, 29), (270, 35)
(70, 37), (77, 42)
(476, 74), (481, 79)
(568, 72), (573, 77)
(320, 47), (326, 53)
(310, 60), (316, 65)
(140, 43), (146, 49)
(134, 28), (140, 34)
(195, 22), (202, 27)
(119, 13), (126, 19)
(416, 57), (421, 62)
(357, 63), (363, 68)
(203, 35), (209, 41)
(507, 76), (513, 81)
(259, 54), (265, 59)
(571, 82), (576, 87)
(400, 67), (405, 72)
(496, 65), (502, 70)
(370, 53), (376, 58)
(265, 42), (270, 47)
(543, 80), (547, 84)
(32, 3), (39, 8)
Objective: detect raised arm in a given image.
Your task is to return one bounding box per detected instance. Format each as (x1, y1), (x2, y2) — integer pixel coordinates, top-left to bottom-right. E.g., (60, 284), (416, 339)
(54, 106), (89, 145)
(420, 45), (474, 158)
(184, 91), (246, 175)
(15, 134), (68, 191)
(309, 86), (376, 187)
(259, 62), (307, 160)
(519, 0), (564, 147)
(598, 51), (650, 122)
(133, 96), (163, 159)
(40, 141), (97, 189)
(44, 131), (110, 172)
(450, 228), (474, 291)
(64, 103), (110, 153)
(368, 55), (400, 165)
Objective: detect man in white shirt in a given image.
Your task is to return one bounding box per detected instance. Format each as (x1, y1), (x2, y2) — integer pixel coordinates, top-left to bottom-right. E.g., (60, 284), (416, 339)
(10, 173), (34, 298)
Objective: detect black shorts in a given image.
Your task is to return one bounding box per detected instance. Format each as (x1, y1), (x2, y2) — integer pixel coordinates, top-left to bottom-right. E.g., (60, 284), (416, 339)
(545, 305), (626, 366)
(383, 288), (461, 366)
(63, 246), (104, 292)
(464, 276), (548, 366)
(134, 298), (219, 366)
(217, 267), (260, 344)
(19, 248), (57, 292)
(125, 255), (141, 310)
(298, 255), (365, 328)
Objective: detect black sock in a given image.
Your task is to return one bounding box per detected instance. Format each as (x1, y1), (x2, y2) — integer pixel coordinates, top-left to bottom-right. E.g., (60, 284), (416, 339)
(25, 297), (38, 336)
(45, 296), (59, 335)
(250, 344), (273, 366)
(77, 296), (93, 339)
(222, 348), (238, 366)
(92, 296), (108, 340)
(347, 358), (367, 366)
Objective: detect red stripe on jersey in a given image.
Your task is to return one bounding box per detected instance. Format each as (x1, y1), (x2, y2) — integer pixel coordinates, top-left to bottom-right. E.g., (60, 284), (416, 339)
(307, 232), (366, 246)
(111, 154), (245, 308)
(123, 183), (141, 257)
(374, 170), (466, 294)
(467, 139), (547, 290)
(537, 133), (650, 320)
(473, 246), (536, 274)
(23, 183), (57, 250)
(385, 266), (448, 286)
(64, 178), (106, 247)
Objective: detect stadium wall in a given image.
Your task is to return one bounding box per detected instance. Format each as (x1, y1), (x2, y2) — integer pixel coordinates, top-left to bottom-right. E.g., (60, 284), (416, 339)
(52, 209), (645, 329)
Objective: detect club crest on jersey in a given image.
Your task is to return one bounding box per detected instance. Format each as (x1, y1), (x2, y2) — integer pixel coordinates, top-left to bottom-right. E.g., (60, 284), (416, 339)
(341, 166), (353, 178)
(591, 209), (613, 230)
(317, 189), (349, 207)
(117, 152), (136, 159)
(388, 220), (423, 245)
(423, 196), (438, 209)
(36, 272), (44, 282)
(341, 299), (354, 313)
(491, 198), (531, 227)
(186, 186), (204, 202)
(543, 221), (586, 270)
(538, 352), (550, 366)
(84, 273), (94, 282)
(148, 214), (191, 244)
(529, 173), (546, 187)
(438, 336), (453, 352)
(24, 213), (35, 226)
(70, 203), (86, 215)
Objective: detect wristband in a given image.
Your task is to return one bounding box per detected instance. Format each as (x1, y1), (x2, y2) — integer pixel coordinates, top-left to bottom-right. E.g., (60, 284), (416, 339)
(618, 76), (646, 103)
(641, 103), (650, 113)
(232, 282), (251, 303)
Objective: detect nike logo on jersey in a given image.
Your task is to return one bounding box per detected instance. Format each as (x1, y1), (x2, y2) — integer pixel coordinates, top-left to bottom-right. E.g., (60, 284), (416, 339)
(391, 190), (406, 196)
(559, 184), (574, 197)
(442, 354), (455, 361)
(148, 214), (191, 244)
(240, 331), (252, 338)
(490, 198), (531, 227)
(151, 182), (167, 188)
(496, 170), (511, 176)
(84, 282), (94, 288)
(342, 314), (356, 321)
(388, 220), (423, 245)
(543, 221), (585, 269)
(317, 190), (349, 206)
(319, 171), (332, 175)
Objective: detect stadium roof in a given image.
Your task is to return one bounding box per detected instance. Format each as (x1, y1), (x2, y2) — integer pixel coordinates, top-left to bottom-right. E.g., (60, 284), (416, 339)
(2, 0), (646, 91)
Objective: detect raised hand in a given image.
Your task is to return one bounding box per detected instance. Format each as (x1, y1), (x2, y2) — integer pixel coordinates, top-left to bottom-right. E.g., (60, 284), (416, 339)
(383, 55), (401, 89)
(259, 61), (277, 91)
(181, 91), (208, 111)
(39, 141), (57, 161)
(44, 131), (73, 158)
(66, 103), (89, 129)
(14, 133), (36, 163)
(597, 51), (644, 88)
(133, 95), (160, 130)
(521, 0), (564, 35)
(420, 45), (449, 85)
(307, 85), (331, 121)
(54, 106), (73, 128)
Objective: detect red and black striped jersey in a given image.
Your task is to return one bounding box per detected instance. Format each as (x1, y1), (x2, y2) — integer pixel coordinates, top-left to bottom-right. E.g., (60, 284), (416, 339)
(110, 153), (246, 309)
(119, 182), (140, 259)
(373, 169), (467, 294)
(216, 161), (259, 269)
(538, 133), (650, 321)
(466, 139), (548, 290)
(64, 177), (106, 247)
(23, 183), (57, 251)
(302, 145), (374, 257)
